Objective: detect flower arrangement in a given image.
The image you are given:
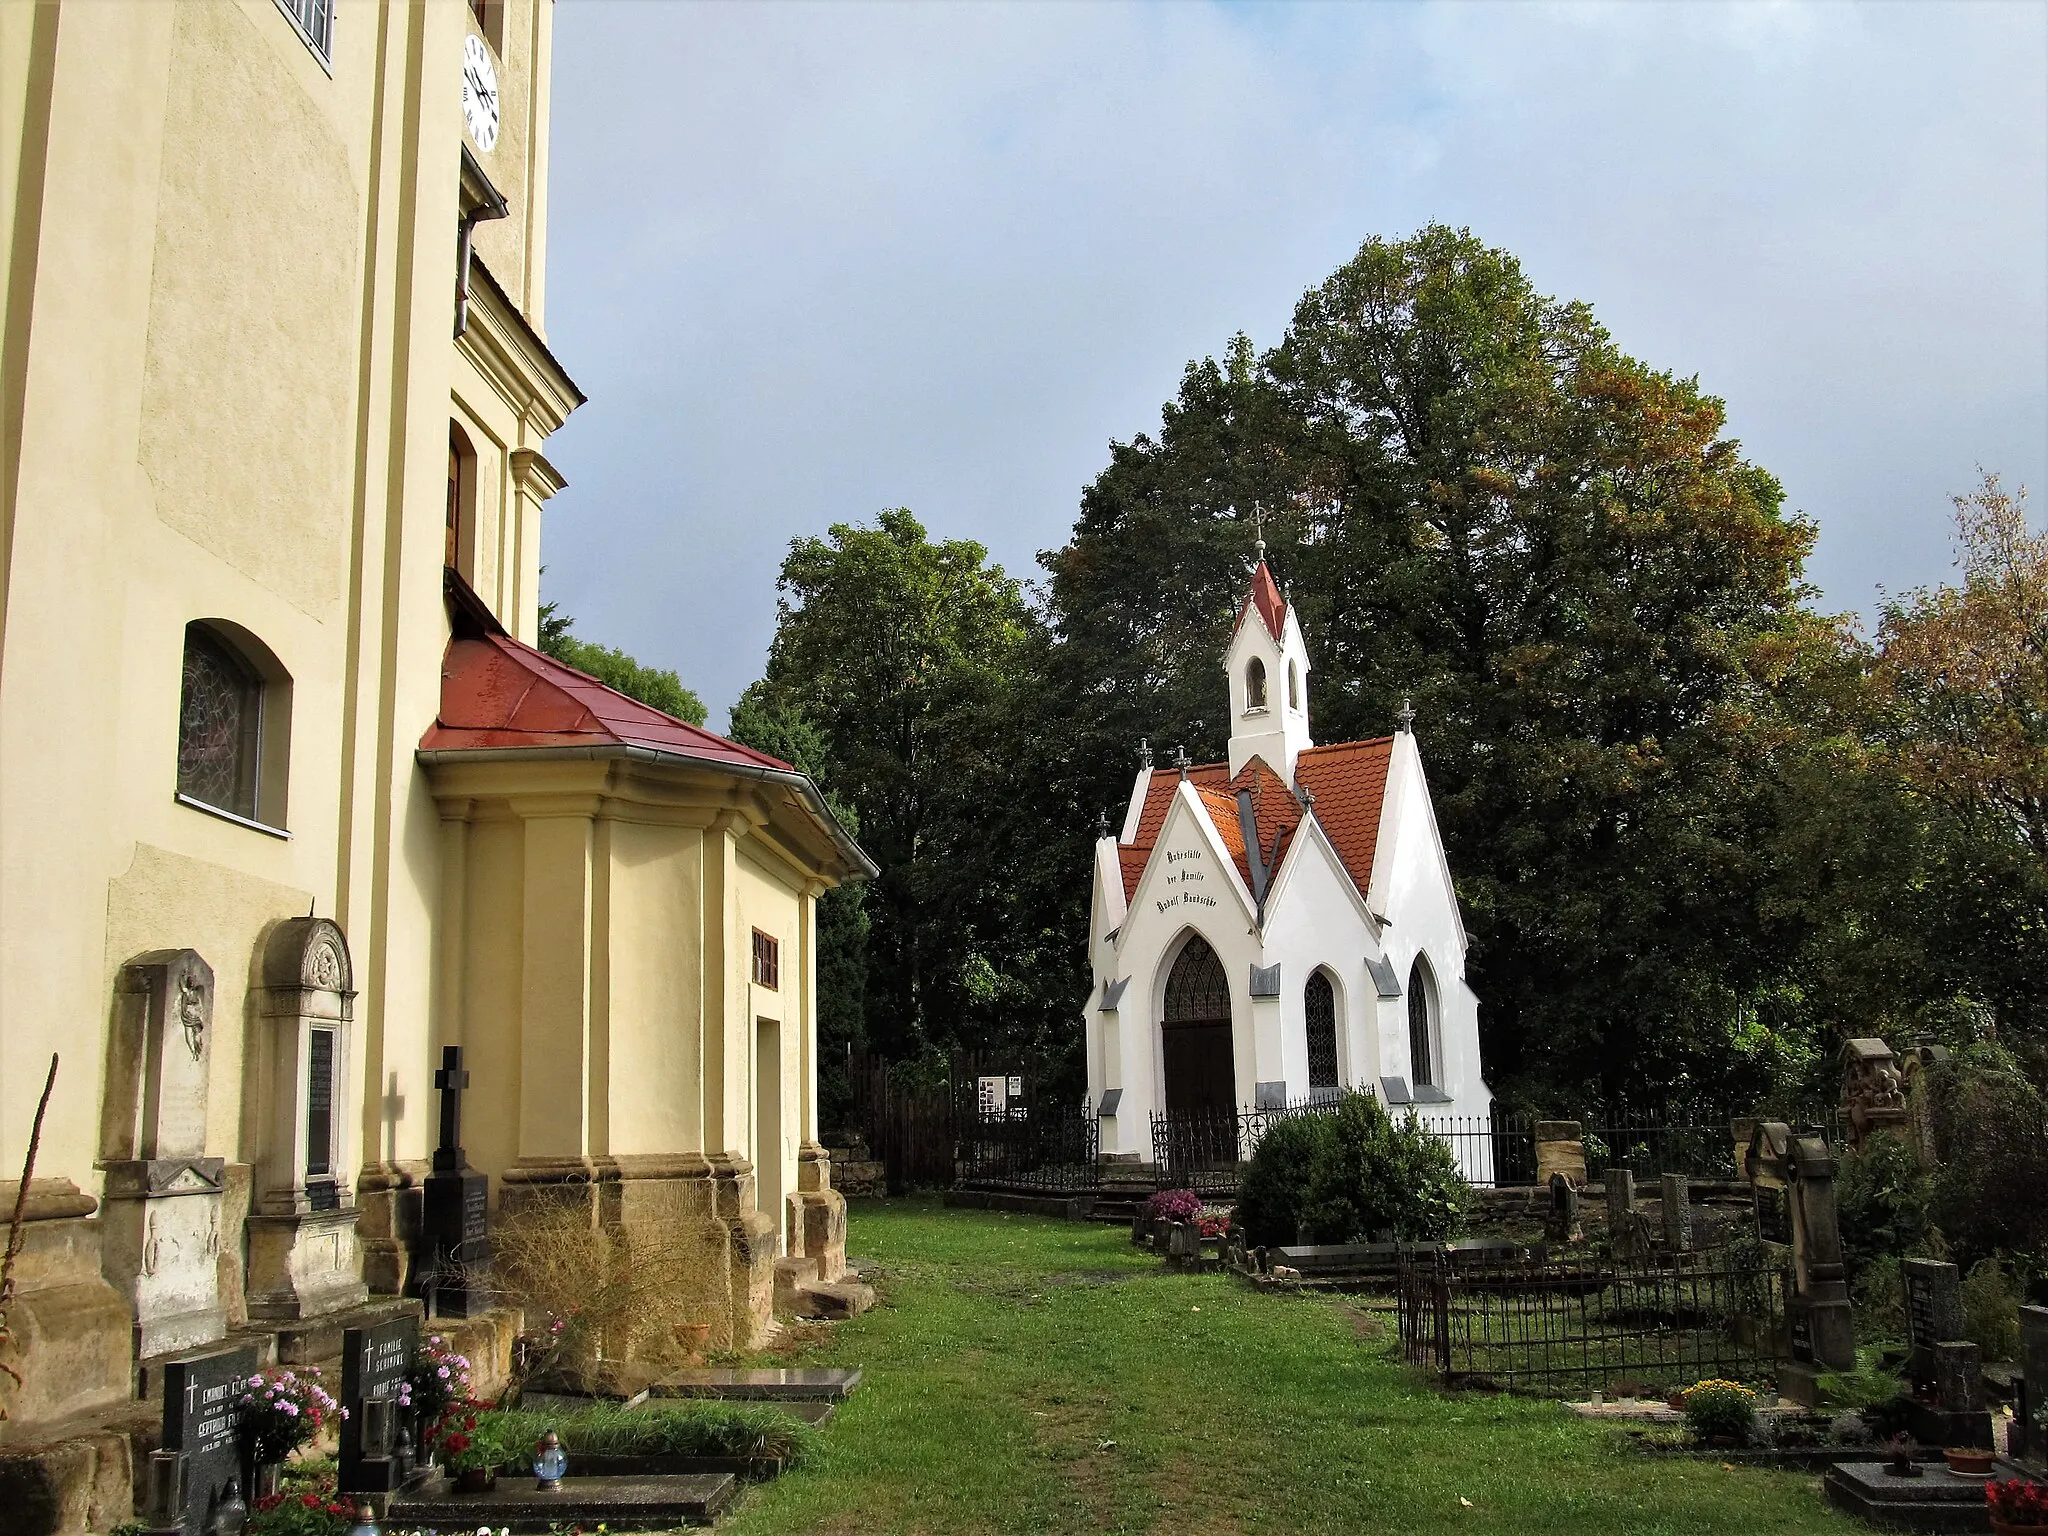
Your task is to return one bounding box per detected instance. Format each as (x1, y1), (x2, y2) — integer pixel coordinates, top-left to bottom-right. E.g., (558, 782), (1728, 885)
(1143, 1189), (1202, 1225)
(235, 1368), (343, 1466)
(435, 1402), (515, 1474)
(1990, 1479), (2048, 1529)
(1680, 1379), (1758, 1444)
(1196, 1208), (1232, 1240)
(405, 1334), (472, 1432)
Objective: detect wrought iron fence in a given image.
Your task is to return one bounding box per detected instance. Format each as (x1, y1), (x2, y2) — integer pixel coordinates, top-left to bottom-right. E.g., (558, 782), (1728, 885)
(956, 1104), (1101, 1192)
(1396, 1248), (1794, 1393)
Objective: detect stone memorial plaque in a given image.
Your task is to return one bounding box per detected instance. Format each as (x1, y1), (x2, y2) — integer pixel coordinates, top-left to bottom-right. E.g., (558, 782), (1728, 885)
(339, 1314), (418, 1494)
(160, 1343), (258, 1536)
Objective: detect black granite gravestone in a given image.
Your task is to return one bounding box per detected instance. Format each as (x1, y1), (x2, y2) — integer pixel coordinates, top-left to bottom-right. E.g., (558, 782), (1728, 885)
(339, 1314), (419, 1495)
(1902, 1258), (1967, 1382)
(420, 1045), (491, 1317)
(160, 1343), (259, 1536)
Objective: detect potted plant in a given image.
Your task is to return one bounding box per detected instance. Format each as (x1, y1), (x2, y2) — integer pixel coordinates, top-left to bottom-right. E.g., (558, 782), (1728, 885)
(439, 1406), (509, 1494)
(1989, 1478), (2047, 1535)
(235, 1368), (341, 1497)
(404, 1335), (471, 1467)
(1680, 1379), (1758, 1448)
(1945, 1445), (1997, 1476)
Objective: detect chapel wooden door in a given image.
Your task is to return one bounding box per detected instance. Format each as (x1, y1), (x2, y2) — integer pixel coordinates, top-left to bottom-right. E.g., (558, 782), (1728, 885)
(1161, 935), (1236, 1113)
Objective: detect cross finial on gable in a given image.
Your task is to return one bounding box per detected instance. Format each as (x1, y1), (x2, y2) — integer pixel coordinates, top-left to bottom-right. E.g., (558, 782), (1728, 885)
(1172, 743), (1190, 779)
(1397, 697), (1416, 734)
(1138, 737), (1153, 770)
(1095, 809), (1110, 839)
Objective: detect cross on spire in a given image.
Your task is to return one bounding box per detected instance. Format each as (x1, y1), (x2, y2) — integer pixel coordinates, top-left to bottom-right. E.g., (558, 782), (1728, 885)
(1253, 505), (1266, 562)
(1397, 697), (1416, 734)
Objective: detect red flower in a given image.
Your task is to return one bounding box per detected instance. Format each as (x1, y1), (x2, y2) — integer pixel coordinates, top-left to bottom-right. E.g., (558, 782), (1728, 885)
(300, 1494), (319, 1508)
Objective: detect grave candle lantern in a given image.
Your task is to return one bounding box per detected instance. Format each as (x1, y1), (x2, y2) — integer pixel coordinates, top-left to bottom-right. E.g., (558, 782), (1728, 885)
(533, 1429), (567, 1489)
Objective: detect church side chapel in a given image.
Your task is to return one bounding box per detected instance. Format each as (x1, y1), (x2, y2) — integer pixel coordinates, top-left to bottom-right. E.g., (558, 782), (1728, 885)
(1085, 551), (1491, 1168)
(0, 0), (871, 1507)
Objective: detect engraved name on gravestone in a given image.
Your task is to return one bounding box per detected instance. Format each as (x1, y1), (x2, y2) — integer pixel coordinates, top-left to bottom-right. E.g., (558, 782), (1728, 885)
(339, 1314), (418, 1494)
(161, 1343), (258, 1536)
(1901, 1257), (1966, 1378)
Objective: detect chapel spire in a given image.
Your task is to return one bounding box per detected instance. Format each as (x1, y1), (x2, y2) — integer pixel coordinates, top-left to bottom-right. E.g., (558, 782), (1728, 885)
(1226, 554), (1313, 781)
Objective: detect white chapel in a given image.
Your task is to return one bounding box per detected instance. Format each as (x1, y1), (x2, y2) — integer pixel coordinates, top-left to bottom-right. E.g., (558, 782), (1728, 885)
(1084, 555), (1492, 1164)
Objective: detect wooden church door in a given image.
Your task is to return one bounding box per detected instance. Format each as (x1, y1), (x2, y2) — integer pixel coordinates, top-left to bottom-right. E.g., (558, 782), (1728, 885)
(1161, 934), (1236, 1113)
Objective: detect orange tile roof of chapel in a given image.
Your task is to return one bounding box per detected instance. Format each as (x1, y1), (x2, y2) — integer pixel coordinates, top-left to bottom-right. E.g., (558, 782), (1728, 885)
(1118, 739), (1394, 906)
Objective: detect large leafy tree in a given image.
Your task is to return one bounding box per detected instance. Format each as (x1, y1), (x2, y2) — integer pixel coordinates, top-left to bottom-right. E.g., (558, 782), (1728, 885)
(1042, 225), (1819, 1103)
(740, 509), (1054, 1059)
(538, 599), (707, 725)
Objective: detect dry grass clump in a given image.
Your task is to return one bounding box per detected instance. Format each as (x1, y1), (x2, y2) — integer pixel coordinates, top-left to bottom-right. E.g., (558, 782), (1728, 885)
(488, 1190), (726, 1367)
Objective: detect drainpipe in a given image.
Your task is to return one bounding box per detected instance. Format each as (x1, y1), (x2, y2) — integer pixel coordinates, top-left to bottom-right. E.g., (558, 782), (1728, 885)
(455, 143), (510, 339)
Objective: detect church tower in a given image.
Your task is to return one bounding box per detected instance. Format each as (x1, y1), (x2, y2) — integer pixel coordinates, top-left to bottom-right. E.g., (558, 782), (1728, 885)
(1225, 554), (1314, 780)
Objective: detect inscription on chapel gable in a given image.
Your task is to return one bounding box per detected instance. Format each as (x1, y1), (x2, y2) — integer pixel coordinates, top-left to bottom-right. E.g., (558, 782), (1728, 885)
(1155, 847), (1219, 914)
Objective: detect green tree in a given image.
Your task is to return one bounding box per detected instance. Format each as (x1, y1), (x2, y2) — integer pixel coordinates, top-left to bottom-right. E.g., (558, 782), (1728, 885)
(1042, 225), (1820, 1104)
(537, 599), (707, 725)
(742, 509), (1043, 1058)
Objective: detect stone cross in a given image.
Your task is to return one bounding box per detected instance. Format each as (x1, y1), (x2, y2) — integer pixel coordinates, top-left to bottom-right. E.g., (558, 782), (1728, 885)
(432, 1045), (469, 1174)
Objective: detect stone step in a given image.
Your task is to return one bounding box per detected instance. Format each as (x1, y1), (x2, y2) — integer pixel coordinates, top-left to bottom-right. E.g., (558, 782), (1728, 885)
(772, 1256), (825, 1317)
(788, 1278), (876, 1321)
(389, 1471), (736, 1531)
(650, 1366), (862, 1402)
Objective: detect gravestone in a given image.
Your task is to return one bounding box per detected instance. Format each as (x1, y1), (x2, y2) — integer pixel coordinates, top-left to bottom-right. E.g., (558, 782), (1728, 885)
(101, 950), (228, 1359)
(339, 1313), (419, 1495)
(1659, 1174), (1692, 1254)
(1838, 1037), (1910, 1153)
(1902, 1258), (1967, 1383)
(2018, 1304), (2048, 1464)
(1745, 1122), (1856, 1406)
(1897, 1258), (1993, 1448)
(159, 1343), (259, 1536)
(420, 1045), (491, 1317)
(1545, 1173), (1581, 1244)
(1534, 1121), (1586, 1186)
(1604, 1168), (1640, 1261)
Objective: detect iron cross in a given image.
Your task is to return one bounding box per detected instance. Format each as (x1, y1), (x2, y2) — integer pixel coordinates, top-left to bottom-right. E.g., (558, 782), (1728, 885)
(432, 1045), (469, 1171)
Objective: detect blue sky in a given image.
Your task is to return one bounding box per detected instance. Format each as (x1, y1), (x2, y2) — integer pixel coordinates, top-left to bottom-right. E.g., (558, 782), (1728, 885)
(541, 0), (2048, 728)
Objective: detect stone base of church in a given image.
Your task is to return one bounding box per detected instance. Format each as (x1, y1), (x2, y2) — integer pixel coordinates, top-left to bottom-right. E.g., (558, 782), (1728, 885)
(500, 1153), (779, 1356)
(0, 1183), (133, 1438)
(243, 1206), (370, 1321)
(355, 1159), (428, 1296)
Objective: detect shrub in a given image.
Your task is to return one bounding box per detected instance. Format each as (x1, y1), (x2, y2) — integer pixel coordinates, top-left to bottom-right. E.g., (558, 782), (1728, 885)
(1300, 1091), (1468, 1244)
(1988, 1477), (2048, 1527)
(1836, 1135), (1931, 1285)
(1235, 1111), (1334, 1247)
(1681, 1379), (1758, 1444)
(1962, 1257), (2022, 1361)
(1142, 1189), (1202, 1225)
(484, 1401), (820, 1470)
(1926, 1045), (2048, 1269)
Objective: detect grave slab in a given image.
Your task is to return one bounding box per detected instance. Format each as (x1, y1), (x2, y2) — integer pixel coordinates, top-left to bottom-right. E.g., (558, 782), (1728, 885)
(1824, 1457), (2040, 1533)
(388, 1472), (736, 1530)
(650, 1367), (862, 1402)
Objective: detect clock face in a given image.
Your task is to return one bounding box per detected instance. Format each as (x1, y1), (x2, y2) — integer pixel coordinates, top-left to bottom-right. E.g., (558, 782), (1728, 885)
(461, 33), (500, 152)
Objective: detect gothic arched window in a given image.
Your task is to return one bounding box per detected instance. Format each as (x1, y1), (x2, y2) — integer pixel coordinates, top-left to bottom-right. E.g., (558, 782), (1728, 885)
(176, 621), (291, 830)
(1407, 956), (1437, 1088)
(1245, 657), (1267, 711)
(1288, 660), (1299, 711)
(1305, 970), (1338, 1091)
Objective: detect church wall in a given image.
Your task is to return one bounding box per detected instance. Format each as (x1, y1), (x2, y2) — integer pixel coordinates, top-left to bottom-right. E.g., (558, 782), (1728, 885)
(737, 846), (805, 1246)
(605, 819), (706, 1159)
(451, 808), (526, 1191)
(1256, 832), (1386, 1099)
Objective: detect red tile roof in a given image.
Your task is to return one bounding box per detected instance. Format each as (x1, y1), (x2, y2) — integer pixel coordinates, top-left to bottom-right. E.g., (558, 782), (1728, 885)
(1116, 747), (1383, 908)
(1235, 560), (1288, 642)
(421, 630), (794, 772)
(1294, 737), (1396, 900)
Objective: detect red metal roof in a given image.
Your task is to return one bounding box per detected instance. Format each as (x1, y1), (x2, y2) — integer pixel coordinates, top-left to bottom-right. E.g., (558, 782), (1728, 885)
(421, 631), (793, 772)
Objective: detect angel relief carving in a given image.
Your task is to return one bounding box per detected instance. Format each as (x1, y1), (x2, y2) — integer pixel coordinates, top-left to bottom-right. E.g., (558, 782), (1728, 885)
(178, 970), (208, 1059)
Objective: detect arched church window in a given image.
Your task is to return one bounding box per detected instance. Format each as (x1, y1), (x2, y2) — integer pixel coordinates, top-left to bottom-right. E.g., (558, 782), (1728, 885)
(1165, 934), (1230, 1021)
(447, 423), (475, 573)
(1305, 970), (1338, 1090)
(176, 621), (291, 830)
(1245, 657), (1267, 711)
(1407, 956), (1436, 1088)
(1288, 660), (1299, 711)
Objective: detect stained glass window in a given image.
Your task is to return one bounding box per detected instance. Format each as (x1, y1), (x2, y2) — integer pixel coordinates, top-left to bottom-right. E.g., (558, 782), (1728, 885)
(1305, 971), (1338, 1088)
(178, 626), (261, 819)
(1164, 935), (1229, 1023)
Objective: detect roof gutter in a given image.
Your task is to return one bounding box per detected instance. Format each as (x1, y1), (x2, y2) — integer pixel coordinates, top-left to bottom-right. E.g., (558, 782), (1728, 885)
(415, 742), (879, 882)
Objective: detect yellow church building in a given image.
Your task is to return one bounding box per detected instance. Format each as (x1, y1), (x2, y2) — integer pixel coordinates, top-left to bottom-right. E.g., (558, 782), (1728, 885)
(0, 0), (869, 1505)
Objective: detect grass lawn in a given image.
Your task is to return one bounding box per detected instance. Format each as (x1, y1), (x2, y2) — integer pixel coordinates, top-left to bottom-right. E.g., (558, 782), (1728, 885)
(721, 1197), (1864, 1535)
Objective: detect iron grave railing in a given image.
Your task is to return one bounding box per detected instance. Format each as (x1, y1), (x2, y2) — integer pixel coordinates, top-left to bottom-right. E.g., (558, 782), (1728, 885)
(1395, 1248), (1794, 1393)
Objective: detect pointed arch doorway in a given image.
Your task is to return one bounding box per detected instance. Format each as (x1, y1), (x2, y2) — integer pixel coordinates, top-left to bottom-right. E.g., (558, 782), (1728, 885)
(1161, 934), (1236, 1113)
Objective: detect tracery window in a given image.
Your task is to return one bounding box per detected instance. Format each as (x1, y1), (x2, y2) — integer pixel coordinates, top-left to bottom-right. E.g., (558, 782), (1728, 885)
(1305, 971), (1338, 1090)
(1164, 934), (1229, 1022)
(178, 626), (262, 820)
(1407, 956), (1437, 1088)
(1245, 657), (1267, 711)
